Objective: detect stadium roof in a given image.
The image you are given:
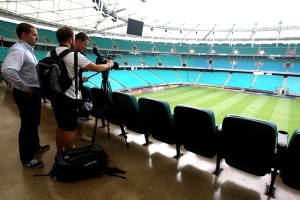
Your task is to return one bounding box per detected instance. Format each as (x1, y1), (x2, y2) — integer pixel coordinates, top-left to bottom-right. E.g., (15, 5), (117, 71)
(0, 0), (300, 43)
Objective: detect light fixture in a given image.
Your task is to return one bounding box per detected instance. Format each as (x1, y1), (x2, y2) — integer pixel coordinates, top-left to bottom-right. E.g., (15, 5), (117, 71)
(165, 29), (167, 32)
(150, 27), (153, 31)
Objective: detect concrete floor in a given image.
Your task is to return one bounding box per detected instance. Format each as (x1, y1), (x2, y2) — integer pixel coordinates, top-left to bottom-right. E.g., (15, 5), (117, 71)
(0, 81), (299, 200)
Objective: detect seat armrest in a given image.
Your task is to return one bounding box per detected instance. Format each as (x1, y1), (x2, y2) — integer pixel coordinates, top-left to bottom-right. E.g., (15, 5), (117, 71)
(278, 130), (288, 147)
(275, 131), (289, 170)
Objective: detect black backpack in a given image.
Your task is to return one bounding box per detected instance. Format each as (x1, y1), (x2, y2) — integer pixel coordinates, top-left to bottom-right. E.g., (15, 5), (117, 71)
(36, 49), (74, 98)
(34, 144), (126, 182)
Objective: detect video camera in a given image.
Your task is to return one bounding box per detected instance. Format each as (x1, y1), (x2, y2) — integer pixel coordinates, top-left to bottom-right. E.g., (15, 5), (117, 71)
(92, 47), (120, 92)
(93, 47), (119, 71)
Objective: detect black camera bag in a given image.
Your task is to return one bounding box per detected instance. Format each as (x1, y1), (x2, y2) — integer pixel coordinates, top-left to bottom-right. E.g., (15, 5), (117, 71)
(34, 144), (126, 182)
(51, 144), (109, 182)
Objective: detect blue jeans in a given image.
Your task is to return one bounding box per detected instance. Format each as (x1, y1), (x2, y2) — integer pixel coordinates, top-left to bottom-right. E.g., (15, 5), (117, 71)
(13, 88), (41, 163)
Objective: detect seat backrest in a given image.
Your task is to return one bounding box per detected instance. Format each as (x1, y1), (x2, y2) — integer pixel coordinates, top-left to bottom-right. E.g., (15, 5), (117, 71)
(90, 87), (119, 123)
(81, 85), (92, 100)
(174, 105), (218, 158)
(90, 87), (109, 116)
(281, 128), (300, 191)
(112, 91), (146, 134)
(219, 114), (277, 176)
(138, 97), (175, 144)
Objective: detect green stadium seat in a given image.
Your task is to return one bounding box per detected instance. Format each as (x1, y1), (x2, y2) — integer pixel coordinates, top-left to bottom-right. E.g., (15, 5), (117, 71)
(112, 91), (148, 146)
(138, 97), (176, 153)
(174, 105), (218, 159)
(280, 128), (300, 191)
(214, 114), (280, 197)
(90, 88), (125, 145)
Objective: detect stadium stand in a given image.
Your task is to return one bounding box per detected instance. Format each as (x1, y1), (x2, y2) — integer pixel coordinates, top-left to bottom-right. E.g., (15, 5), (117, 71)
(159, 54), (181, 66)
(0, 21), (17, 39)
(154, 42), (175, 52)
(122, 54), (142, 66)
(109, 70), (150, 89)
(225, 72), (255, 89)
(252, 74), (284, 91)
(211, 43), (233, 54)
(261, 60), (286, 72)
(211, 58), (232, 69)
(287, 62), (300, 73)
(131, 69), (165, 85)
(234, 60), (258, 71)
(285, 76), (300, 95)
(175, 44), (190, 53)
(195, 58), (209, 67)
(172, 70), (200, 83)
(133, 41), (155, 52)
(113, 39), (134, 51)
(234, 43), (259, 55)
(197, 71), (230, 86)
(259, 43), (288, 56)
(140, 55), (159, 66)
(90, 37), (114, 50)
(150, 69), (181, 83)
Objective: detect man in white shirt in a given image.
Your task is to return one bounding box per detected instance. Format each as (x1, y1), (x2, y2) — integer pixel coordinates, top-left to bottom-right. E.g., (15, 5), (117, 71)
(2, 23), (50, 168)
(49, 26), (113, 153)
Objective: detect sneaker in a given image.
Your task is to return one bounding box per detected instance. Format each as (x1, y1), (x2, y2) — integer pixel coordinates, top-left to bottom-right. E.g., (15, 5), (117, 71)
(78, 134), (92, 142)
(23, 159), (44, 168)
(34, 144), (50, 154)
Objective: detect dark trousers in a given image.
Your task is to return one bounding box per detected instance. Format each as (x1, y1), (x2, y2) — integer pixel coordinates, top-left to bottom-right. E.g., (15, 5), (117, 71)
(13, 88), (41, 163)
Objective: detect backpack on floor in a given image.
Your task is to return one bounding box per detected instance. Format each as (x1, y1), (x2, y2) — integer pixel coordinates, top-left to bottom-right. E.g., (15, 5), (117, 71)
(36, 49), (74, 98)
(35, 144), (126, 182)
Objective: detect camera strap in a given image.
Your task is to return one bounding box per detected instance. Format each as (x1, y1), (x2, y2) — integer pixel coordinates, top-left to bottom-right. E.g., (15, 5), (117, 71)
(74, 51), (78, 100)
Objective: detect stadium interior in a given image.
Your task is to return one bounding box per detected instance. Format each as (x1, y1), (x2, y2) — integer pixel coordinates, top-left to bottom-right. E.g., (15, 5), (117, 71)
(0, 0), (300, 199)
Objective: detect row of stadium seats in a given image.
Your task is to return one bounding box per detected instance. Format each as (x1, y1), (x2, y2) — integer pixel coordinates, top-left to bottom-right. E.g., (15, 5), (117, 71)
(85, 87), (300, 196)
(1, 20), (300, 56)
(2, 47), (299, 71)
(29, 49), (300, 72)
(83, 69), (300, 95)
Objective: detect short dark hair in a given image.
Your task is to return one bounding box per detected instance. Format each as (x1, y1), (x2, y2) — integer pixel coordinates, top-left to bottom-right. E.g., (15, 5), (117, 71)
(56, 26), (74, 43)
(16, 23), (35, 38)
(75, 32), (89, 42)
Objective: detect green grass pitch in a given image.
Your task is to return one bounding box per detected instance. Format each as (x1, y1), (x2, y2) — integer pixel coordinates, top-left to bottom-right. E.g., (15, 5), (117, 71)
(134, 86), (300, 140)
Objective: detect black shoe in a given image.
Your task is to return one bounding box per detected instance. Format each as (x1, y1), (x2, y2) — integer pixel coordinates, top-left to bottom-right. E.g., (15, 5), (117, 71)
(23, 159), (44, 168)
(34, 144), (50, 154)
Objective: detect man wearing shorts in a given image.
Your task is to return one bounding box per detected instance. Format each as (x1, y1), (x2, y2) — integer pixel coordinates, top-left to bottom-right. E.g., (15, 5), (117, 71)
(49, 27), (114, 153)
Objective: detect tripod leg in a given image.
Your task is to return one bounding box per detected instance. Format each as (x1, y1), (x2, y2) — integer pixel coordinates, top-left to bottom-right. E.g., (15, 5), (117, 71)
(92, 117), (98, 144)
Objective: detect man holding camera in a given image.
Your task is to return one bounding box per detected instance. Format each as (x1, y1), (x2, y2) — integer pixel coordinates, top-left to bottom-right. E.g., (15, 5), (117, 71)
(49, 26), (114, 153)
